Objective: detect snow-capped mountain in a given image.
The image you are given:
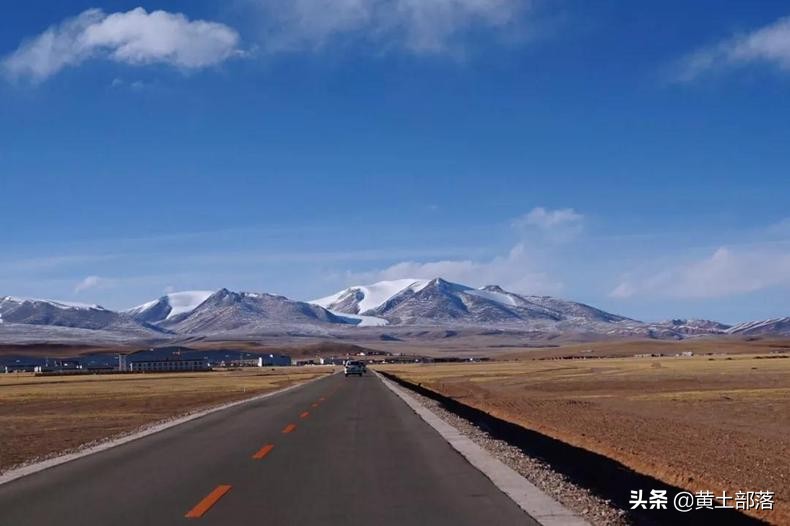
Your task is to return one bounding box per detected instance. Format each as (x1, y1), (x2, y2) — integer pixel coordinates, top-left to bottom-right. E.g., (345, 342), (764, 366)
(1, 283), (787, 343)
(126, 291), (214, 324)
(650, 319), (731, 336)
(0, 296), (162, 335)
(312, 278), (630, 327)
(159, 288), (353, 335)
(312, 279), (431, 315)
(726, 317), (790, 336)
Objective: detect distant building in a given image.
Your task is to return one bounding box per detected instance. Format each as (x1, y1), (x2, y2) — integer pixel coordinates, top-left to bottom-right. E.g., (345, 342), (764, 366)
(218, 354), (291, 368)
(129, 357), (209, 373)
(224, 357), (268, 368)
(4, 364), (37, 373)
(319, 357), (347, 366)
(295, 359), (317, 366)
(259, 354), (291, 366)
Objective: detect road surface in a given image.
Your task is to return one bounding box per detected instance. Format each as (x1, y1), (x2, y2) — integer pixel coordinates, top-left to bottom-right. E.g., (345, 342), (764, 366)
(0, 371), (536, 525)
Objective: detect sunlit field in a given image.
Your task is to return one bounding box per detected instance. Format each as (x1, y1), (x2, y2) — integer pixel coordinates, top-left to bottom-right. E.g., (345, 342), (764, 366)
(380, 353), (790, 524)
(0, 367), (334, 473)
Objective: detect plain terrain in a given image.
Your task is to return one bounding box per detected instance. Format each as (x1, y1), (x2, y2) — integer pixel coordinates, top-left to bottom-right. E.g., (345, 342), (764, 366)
(380, 350), (790, 525)
(0, 367), (333, 473)
(364, 336), (790, 359)
(0, 372), (534, 526)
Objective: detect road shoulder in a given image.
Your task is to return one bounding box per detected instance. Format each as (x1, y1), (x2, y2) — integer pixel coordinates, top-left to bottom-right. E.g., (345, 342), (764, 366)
(376, 371), (590, 526)
(0, 370), (335, 487)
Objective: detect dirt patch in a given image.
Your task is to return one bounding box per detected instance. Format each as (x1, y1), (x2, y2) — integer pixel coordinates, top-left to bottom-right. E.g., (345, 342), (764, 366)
(380, 354), (790, 525)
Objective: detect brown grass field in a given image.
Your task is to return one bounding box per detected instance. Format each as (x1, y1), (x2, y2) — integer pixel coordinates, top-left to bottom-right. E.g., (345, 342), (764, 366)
(494, 337), (790, 360)
(359, 335), (790, 359)
(0, 367), (333, 473)
(379, 351), (790, 525)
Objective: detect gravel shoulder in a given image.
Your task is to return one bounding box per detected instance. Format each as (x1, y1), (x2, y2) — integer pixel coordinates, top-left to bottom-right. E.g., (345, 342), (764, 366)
(399, 380), (629, 526)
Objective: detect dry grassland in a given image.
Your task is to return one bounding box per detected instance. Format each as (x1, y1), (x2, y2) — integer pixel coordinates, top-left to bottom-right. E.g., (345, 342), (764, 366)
(380, 353), (790, 524)
(495, 337), (790, 360)
(0, 367), (333, 473)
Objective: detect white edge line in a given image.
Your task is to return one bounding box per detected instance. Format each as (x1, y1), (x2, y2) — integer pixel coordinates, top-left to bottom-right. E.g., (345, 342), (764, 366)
(375, 371), (591, 526)
(0, 369), (336, 486)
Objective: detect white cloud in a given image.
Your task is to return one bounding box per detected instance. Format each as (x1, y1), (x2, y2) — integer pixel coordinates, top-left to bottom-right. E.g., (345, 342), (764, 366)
(110, 77), (150, 90)
(610, 247), (790, 299)
(347, 242), (563, 294)
(344, 207), (589, 293)
(249, 0), (531, 54)
(2, 8), (241, 82)
(512, 206), (584, 242)
(74, 275), (115, 293)
(676, 15), (790, 81)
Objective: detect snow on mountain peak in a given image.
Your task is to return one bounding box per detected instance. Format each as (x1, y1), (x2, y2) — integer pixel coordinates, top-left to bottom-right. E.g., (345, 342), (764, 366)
(311, 278), (431, 314)
(481, 285), (506, 293)
(1, 296), (104, 311)
(126, 290), (213, 324)
(2, 283), (786, 339)
(162, 291), (214, 318)
(311, 277), (636, 327)
(468, 286), (519, 306)
(726, 317), (790, 336)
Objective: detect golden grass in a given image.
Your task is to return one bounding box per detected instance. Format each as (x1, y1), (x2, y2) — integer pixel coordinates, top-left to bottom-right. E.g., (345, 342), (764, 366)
(494, 337), (790, 360)
(0, 367), (334, 472)
(378, 354), (790, 525)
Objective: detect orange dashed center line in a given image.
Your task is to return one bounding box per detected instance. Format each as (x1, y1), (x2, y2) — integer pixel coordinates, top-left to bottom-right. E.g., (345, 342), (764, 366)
(252, 444), (274, 460)
(282, 423), (297, 434)
(312, 403), (319, 408)
(300, 411), (310, 419)
(185, 485), (232, 519)
(319, 397), (326, 402)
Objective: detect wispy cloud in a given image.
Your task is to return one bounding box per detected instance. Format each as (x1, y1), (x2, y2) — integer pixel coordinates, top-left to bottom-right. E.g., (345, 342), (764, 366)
(610, 246), (790, 299)
(248, 0), (533, 55)
(512, 207), (584, 242)
(344, 207), (576, 294)
(674, 15), (790, 82)
(2, 8), (241, 82)
(74, 275), (115, 294)
(347, 242), (563, 294)
(110, 77), (151, 90)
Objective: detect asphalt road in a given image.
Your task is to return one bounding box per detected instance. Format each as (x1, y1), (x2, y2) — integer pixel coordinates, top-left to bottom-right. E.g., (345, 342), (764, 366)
(0, 371), (536, 525)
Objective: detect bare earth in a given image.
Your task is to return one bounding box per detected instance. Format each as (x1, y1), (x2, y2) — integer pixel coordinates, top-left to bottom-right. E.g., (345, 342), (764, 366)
(381, 353), (790, 525)
(0, 367), (333, 473)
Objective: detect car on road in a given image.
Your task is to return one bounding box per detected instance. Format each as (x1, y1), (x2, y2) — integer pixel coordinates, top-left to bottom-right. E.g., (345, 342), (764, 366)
(344, 361), (365, 377)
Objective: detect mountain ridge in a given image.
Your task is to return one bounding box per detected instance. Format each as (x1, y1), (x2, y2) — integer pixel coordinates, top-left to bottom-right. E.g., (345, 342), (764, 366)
(0, 296), (164, 337)
(1, 279), (786, 341)
(157, 288), (353, 335)
(126, 291), (214, 325)
(313, 277), (632, 327)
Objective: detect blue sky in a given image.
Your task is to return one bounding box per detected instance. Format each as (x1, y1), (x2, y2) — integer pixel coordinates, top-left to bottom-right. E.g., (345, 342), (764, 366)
(1, 1), (789, 323)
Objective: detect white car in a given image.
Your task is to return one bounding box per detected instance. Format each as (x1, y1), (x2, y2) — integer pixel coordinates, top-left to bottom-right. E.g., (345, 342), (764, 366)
(344, 361), (365, 376)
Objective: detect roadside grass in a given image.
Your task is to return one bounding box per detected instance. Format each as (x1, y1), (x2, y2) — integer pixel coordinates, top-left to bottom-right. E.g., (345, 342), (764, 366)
(493, 337), (790, 361)
(0, 367), (334, 473)
(378, 353), (790, 525)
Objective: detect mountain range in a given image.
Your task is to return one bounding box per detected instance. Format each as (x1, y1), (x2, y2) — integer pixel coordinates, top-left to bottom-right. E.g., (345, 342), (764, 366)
(0, 296), (162, 337)
(312, 278), (628, 326)
(1, 278), (787, 343)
